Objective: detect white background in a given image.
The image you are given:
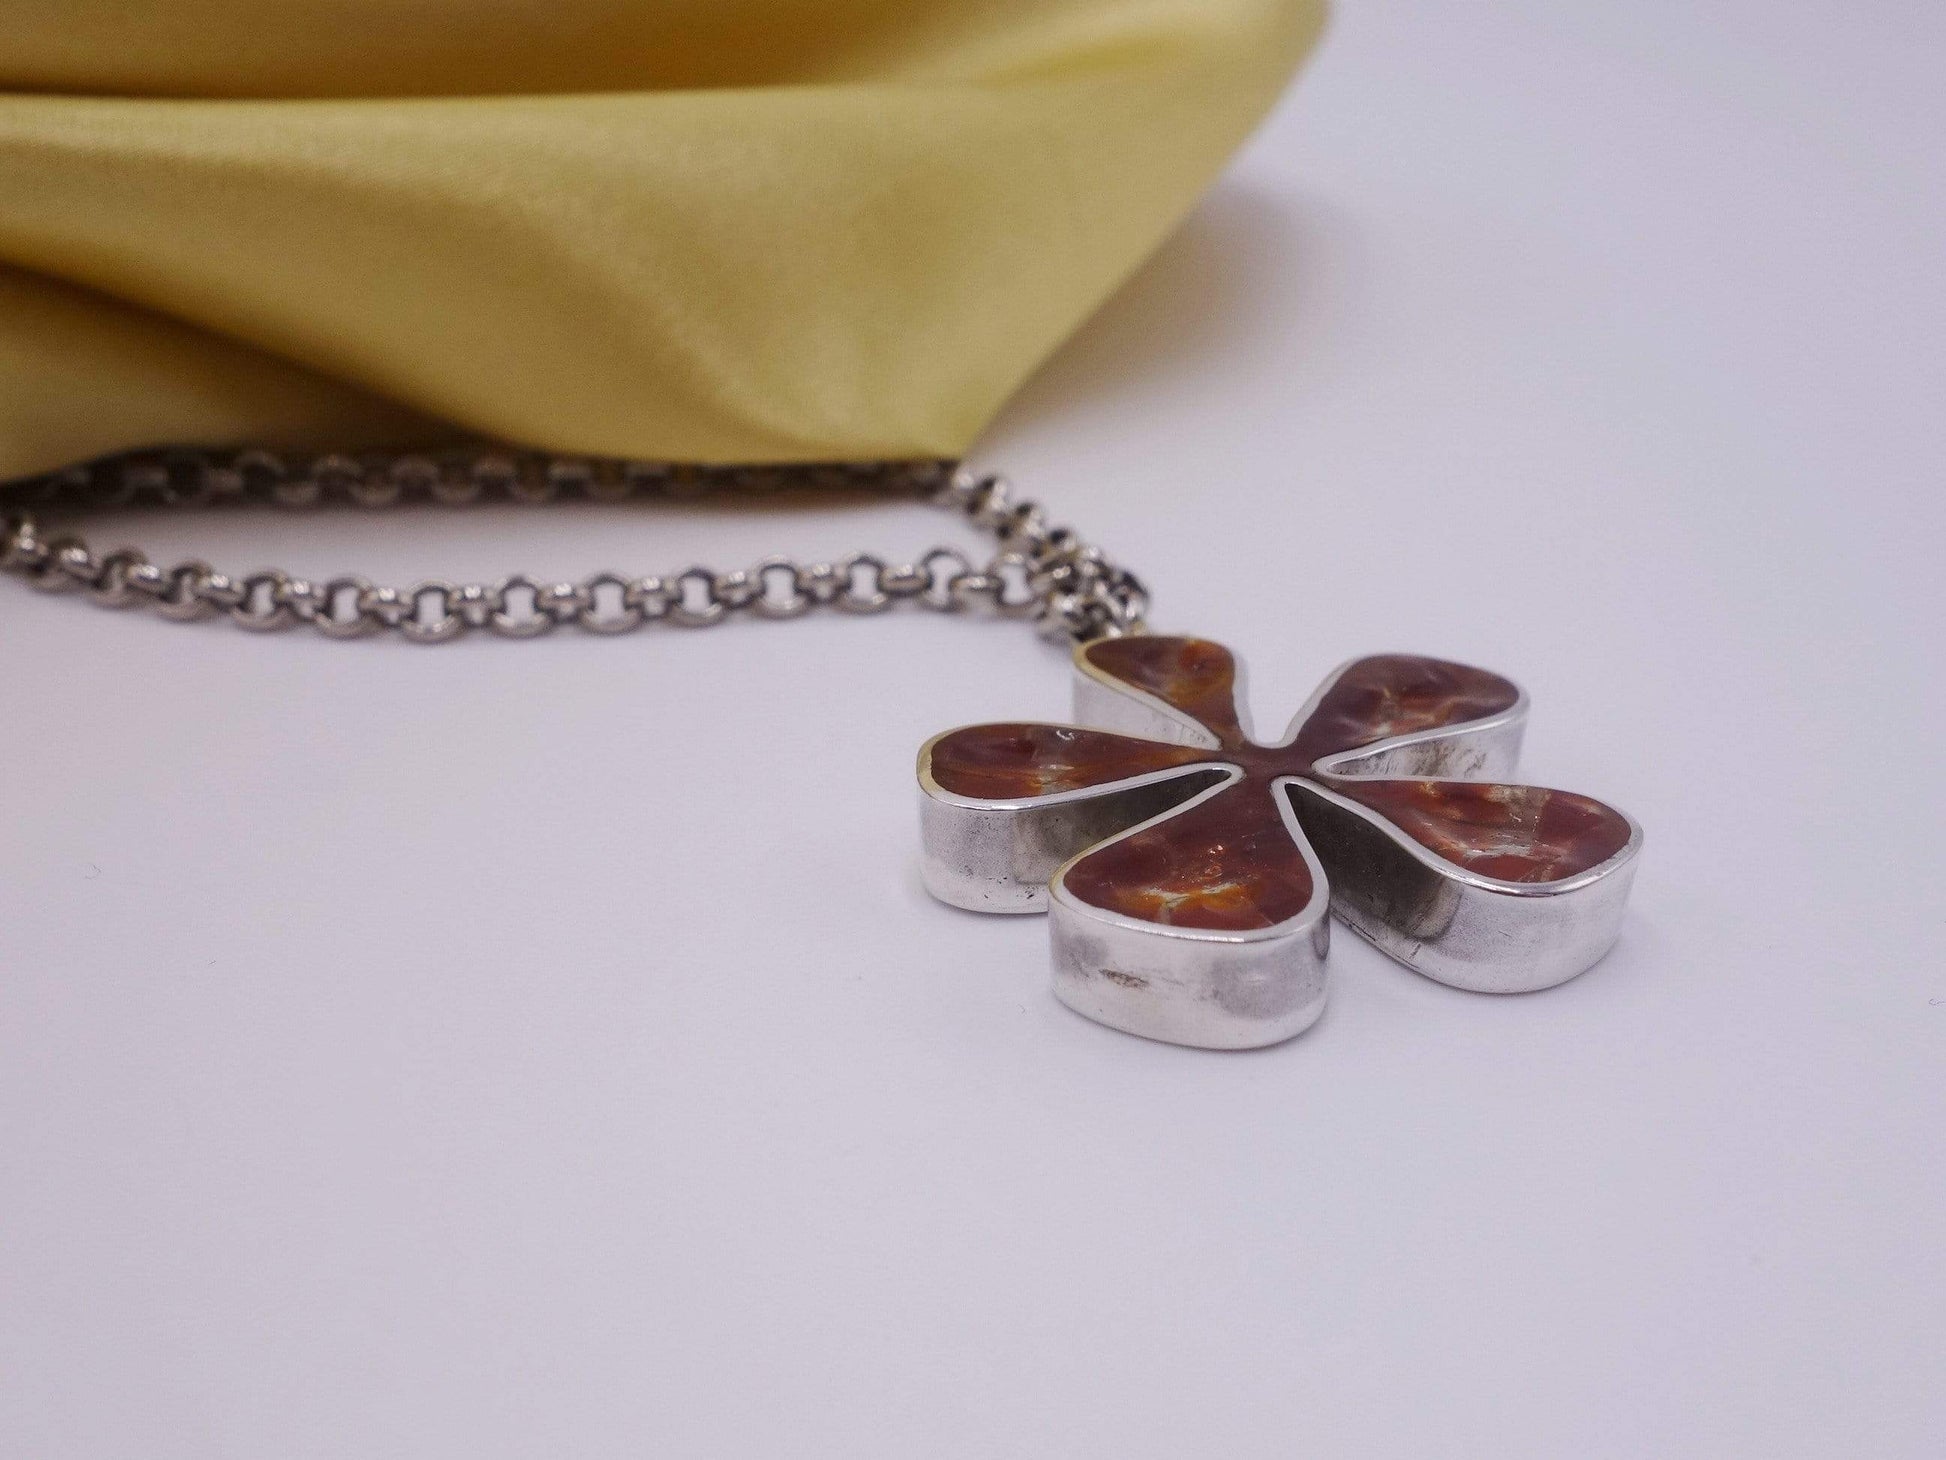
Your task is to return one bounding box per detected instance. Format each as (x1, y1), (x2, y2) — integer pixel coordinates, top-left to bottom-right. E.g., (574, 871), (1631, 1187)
(3, 3), (1941, 1456)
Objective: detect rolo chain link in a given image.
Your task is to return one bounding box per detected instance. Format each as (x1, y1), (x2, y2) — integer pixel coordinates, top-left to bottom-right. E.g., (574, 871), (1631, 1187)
(0, 449), (1148, 645)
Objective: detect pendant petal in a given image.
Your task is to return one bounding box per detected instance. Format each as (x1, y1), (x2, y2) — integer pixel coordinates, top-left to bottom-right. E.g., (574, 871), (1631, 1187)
(1287, 776), (1641, 993)
(1290, 655), (1521, 769)
(1074, 636), (1244, 747)
(918, 723), (1225, 914)
(1057, 779), (1317, 932)
(1325, 779), (1634, 884)
(924, 722), (1212, 801)
(1047, 778), (1331, 1048)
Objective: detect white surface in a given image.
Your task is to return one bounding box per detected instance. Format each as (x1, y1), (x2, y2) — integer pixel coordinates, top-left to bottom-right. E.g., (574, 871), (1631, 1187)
(3, 4), (1942, 1456)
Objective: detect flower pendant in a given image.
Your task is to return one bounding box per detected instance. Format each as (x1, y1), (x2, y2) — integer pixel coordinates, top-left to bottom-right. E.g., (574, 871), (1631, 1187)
(917, 637), (1641, 1049)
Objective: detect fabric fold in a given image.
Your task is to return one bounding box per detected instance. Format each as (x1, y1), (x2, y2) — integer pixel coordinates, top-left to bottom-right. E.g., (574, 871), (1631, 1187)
(0, 1), (1326, 477)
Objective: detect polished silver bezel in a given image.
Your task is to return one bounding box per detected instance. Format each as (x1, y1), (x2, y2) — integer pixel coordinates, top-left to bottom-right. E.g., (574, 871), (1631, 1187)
(1296, 654), (1530, 779)
(917, 732), (1222, 913)
(917, 638), (1643, 1046)
(1288, 775), (1642, 994)
(1072, 648), (1230, 747)
(1046, 771), (1332, 1050)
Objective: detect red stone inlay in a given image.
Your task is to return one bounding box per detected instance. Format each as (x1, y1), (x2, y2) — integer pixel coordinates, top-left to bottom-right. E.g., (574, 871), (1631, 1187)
(927, 637), (1627, 933)
(1328, 779), (1633, 883)
(928, 723), (1211, 800)
(1082, 637), (1243, 744)
(1292, 655), (1520, 764)
(1061, 781), (1313, 931)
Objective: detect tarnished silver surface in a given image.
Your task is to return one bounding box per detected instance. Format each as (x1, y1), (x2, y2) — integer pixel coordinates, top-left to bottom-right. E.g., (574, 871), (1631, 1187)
(0, 456), (1149, 647)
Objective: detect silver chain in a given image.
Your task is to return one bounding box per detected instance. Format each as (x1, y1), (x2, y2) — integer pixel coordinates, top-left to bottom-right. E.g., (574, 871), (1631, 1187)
(0, 449), (1148, 645)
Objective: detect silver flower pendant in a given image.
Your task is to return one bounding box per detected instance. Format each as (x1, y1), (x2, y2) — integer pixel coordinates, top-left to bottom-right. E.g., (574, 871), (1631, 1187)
(917, 637), (1641, 1049)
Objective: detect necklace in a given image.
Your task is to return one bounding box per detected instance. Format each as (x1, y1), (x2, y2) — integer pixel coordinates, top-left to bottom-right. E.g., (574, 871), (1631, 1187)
(2, 449), (1640, 1050)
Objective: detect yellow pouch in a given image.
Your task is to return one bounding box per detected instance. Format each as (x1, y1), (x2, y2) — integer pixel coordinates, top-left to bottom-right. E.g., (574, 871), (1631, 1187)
(0, 1), (1325, 478)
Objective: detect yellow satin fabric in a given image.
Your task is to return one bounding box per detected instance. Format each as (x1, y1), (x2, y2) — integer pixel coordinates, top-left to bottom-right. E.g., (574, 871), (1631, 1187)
(0, 2), (1324, 478)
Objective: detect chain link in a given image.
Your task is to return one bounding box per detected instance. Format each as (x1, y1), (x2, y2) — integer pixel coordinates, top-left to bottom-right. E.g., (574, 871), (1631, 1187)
(0, 449), (1148, 645)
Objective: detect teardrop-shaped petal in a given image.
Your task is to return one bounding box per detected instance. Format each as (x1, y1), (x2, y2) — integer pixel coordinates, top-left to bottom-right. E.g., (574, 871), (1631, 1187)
(919, 722), (1225, 915)
(1326, 779), (1633, 883)
(1291, 655), (1520, 765)
(1286, 775), (1641, 994)
(925, 723), (1213, 801)
(1076, 636), (1246, 746)
(1049, 776), (1331, 1047)
(1059, 779), (1316, 931)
